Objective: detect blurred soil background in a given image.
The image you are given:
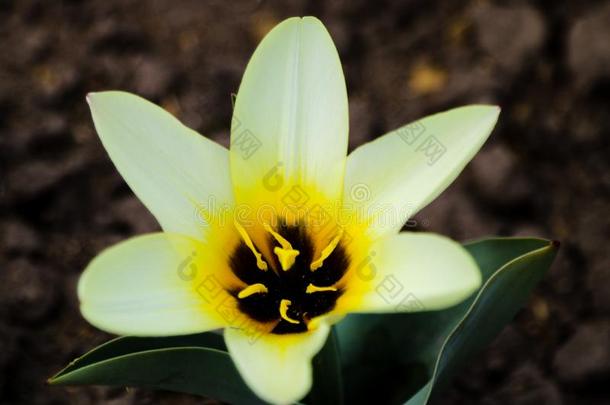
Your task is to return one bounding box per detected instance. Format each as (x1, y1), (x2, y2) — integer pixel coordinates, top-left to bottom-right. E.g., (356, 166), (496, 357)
(1, 0), (609, 404)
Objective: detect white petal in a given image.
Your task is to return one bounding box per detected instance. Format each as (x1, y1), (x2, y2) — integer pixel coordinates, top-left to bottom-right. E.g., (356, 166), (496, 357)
(78, 233), (237, 336)
(224, 323), (331, 404)
(339, 232), (481, 313)
(230, 17), (348, 208)
(344, 105), (500, 239)
(87, 91), (233, 240)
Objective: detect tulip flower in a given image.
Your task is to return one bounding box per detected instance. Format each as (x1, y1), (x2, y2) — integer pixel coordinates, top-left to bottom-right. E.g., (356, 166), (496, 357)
(78, 16), (500, 404)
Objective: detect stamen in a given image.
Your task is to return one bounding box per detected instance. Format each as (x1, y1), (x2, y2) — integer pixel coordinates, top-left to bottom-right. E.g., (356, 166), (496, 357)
(310, 229), (344, 271)
(279, 299), (300, 324)
(234, 220), (268, 271)
(305, 283), (338, 294)
(263, 223), (300, 270)
(237, 283), (268, 299)
(263, 222), (294, 250)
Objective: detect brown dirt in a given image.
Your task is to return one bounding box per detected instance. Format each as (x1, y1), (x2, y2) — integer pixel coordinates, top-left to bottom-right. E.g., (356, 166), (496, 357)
(1, 1), (609, 404)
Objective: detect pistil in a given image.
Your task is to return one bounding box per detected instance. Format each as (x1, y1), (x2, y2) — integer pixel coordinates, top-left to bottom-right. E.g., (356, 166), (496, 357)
(263, 223), (300, 270)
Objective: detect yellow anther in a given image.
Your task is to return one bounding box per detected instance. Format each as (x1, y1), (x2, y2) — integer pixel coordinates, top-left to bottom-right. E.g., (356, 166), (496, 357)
(237, 283), (268, 299)
(305, 283), (338, 294)
(263, 222), (300, 271)
(234, 220), (268, 271)
(310, 229), (344, 271)
(279, 299), (300, 324)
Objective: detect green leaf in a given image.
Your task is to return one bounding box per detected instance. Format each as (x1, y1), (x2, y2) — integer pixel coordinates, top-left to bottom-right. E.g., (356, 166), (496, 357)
(306, 328), (344, 405)
(53, 332), (225, 377)
(50, 332), (265, 405)
(335, 237), (558, 405)
(50, 329), (344, 405)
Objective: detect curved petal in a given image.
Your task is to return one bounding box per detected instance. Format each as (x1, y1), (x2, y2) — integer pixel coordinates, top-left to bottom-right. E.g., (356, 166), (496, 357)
(78, 233), (239, 336)
(344, 105), (500, 239)
(338, 232), (481, 313)
(87, 91), (233, 240)
(224, 323), (331, 404)
(230, 17), (348, 210)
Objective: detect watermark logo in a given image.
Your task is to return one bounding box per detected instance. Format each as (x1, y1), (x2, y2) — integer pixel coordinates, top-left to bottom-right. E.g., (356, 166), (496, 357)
(178, 260), (265, 345)
(353, 252), (426, 312)
(177, 251), (198, 281)
(231, 116), (262, 160)
(350, 183), (371, 202)
(262, 162), (284, 191)
(416, 135), (446, 166)
(397, 120), (447, 166)
(376, 274), (405, 304)
(281, 184), (310, 211)
(396, 292), (425, 312)
(397, 120), (426, 145)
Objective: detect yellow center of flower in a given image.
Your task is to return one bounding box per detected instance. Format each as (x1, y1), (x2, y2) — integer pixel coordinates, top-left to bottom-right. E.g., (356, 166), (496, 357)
(230, 221), (348, 334)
